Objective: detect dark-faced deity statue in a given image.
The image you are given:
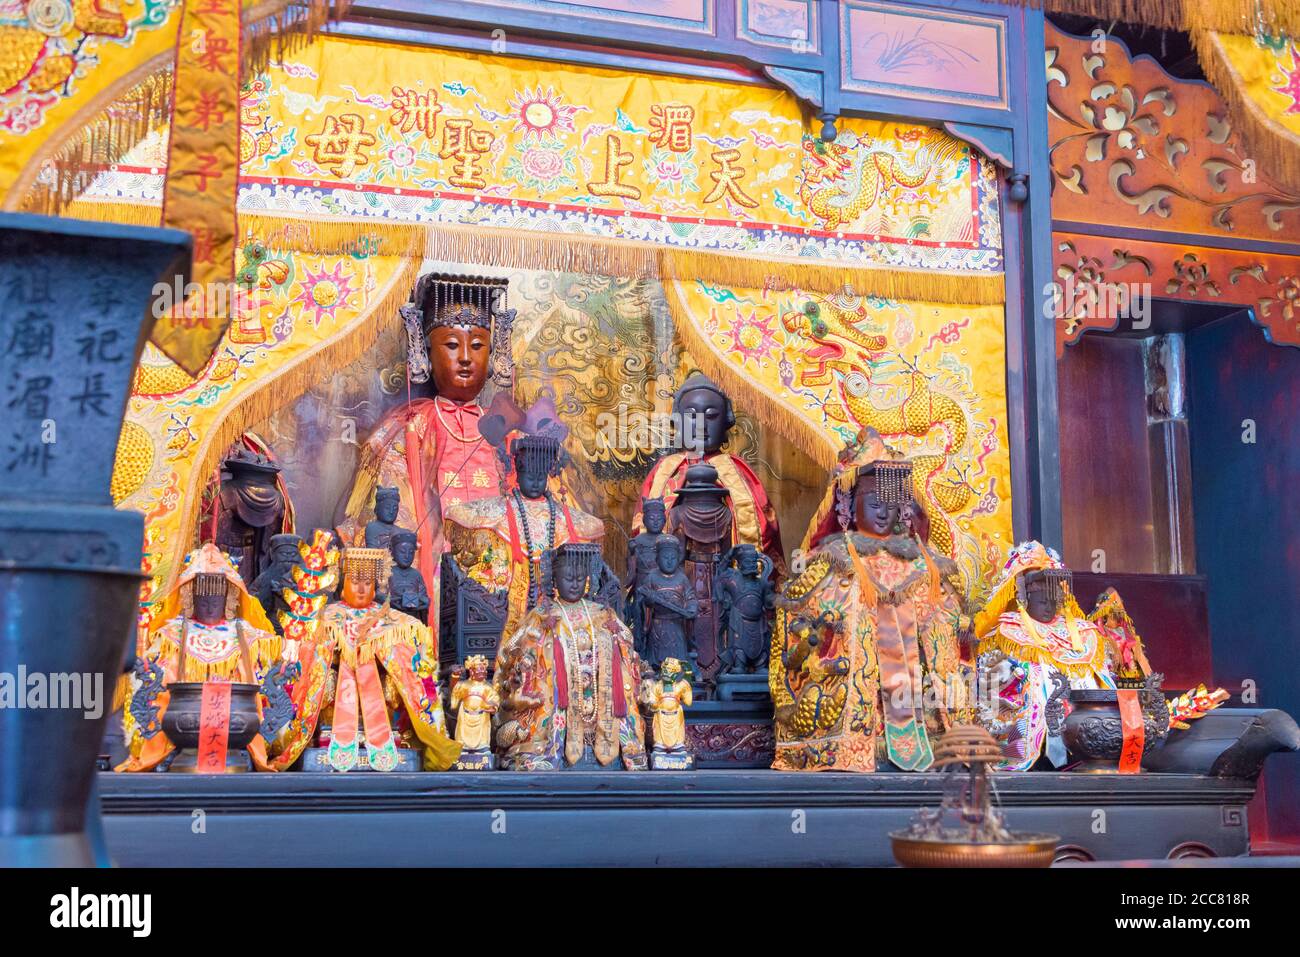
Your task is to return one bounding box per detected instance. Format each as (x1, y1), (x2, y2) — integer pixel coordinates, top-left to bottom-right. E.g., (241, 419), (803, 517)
(249, 532), (306, 634)
(625, 496), (673, 651)
(210, 444), (293, 585)
(364, 486), (405, 552)
(492, 543), (647, 770)
(637, 536), (699, 671)
(445, 425), (604, 641)
(388, 529), (430, 623)
(635, 372), (784, 577)
(715, 544), (776, 675)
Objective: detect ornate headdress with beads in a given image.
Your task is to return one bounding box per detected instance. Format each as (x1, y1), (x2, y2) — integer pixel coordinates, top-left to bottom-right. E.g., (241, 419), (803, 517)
(465, 654), (490, 673)
(400, 273), (514, 388)
(151, 543), (275, 634)
(974, 541), (1087, 646)
(800, 427), (910, 552)
(341, 546), (391, 586)
(548, 542), (605, 599)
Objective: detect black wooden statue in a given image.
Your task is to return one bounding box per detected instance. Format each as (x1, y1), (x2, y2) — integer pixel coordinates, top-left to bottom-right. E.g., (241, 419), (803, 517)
(625, 496), (672, 653)
(364, 486), (403, 551)
(248, 533), (305, 634)
(388, 529), (430, 623)
(637, 536), (699, 671)
(714, 544), (775, 674)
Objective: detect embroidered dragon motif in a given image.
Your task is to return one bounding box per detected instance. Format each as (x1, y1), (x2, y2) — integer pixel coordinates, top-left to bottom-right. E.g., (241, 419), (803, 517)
(798, 129), (945, 231)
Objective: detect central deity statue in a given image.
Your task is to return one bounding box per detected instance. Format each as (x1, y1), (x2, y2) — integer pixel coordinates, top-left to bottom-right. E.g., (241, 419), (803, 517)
(492, 543), (648, 770)
(339, 274), (513, 619)
(770, 429), (968, 772)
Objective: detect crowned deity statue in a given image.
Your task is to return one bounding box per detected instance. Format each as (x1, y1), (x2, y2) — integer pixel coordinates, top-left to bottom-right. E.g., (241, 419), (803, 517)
(770, 429), (969, 772)
(975, 542), (1115, 771)
(444, 423), (604, 642)
(271, 547), (460, 772)
(634, 372), (784, 576)
(118, 544), (286, 772)
(492, 543), (648, 770)
(338, 274), (514, 633)
(641, 657), (694, 770)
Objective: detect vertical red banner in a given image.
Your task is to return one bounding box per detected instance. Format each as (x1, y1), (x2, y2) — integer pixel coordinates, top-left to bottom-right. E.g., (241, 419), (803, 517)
(1116, 688), (1146, 774)
(157, 0), (242, 374)
(196, 681), (233, 772)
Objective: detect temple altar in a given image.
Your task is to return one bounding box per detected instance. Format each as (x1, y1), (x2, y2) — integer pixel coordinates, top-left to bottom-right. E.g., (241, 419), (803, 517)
(3, 0), (1300, 874)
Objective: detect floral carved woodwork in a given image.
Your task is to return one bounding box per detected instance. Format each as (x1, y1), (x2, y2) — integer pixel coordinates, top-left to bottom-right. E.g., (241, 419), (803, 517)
(1048, 23), (1300, 352)
(1054, 232), (1300, 353)
(1047, 24), (1300, 241)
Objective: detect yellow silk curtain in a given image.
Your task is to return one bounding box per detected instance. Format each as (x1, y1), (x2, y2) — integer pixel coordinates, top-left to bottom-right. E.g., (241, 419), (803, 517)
(114, 249), (417, 620)
(981, 0), (1299, 38)
(1195, 32), (1300, 194)
(664, 277), (1013, 590)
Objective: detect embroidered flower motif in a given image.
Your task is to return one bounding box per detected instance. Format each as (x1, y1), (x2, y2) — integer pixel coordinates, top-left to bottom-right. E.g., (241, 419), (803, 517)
(503, 141), (577, 191)
(642, 146), (698, 195)
(388, 144), (416, 168)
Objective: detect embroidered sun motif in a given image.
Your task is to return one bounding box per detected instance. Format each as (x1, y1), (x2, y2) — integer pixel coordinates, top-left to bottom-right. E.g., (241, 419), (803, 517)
(508, 85), (582, 142)
(722, 308), (779, 366)
(294, 261), (356, 326)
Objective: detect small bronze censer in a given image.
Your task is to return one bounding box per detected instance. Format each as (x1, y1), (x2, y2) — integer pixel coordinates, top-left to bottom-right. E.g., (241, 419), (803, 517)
(890, 725), (1059, 867)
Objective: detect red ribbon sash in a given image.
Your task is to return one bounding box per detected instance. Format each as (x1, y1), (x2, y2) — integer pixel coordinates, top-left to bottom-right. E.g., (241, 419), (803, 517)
(553, 635), (569, 708)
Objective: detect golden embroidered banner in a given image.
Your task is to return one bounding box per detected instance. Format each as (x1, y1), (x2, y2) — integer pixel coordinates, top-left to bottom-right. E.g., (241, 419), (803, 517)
(159, 0), (244, 374)
(113, 248), (417, 623)
(76, 34), (1004, 304)
(0, 0), (179, 210)
(664, 276), (1013, 589)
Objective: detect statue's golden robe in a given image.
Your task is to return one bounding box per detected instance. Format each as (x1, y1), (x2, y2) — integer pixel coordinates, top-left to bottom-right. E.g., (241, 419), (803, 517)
(493, 598), (647, 770)
(450, 677), (498, 751)
(643, 677), (692, 751)
(770, 532), (966, 772)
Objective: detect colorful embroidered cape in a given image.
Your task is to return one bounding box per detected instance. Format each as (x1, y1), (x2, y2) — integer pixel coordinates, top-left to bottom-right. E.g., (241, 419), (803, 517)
(978, 612), (1114, 771)
(271, 601), (459, 771)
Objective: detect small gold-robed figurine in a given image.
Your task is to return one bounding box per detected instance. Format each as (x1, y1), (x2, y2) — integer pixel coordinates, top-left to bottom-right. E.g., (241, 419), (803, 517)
(642, 657), (694, 770)
(451, 655), (499, 769)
